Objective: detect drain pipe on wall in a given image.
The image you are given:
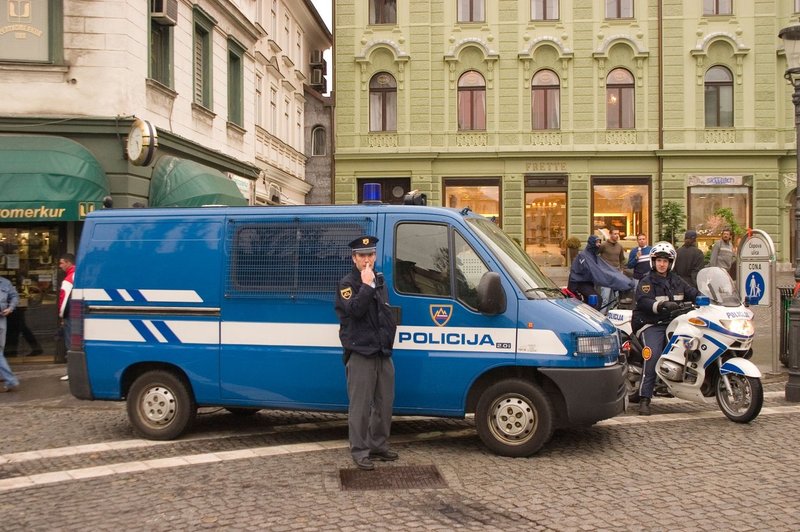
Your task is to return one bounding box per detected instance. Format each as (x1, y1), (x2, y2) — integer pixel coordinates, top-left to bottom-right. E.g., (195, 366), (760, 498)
(657, 0), (664, 227)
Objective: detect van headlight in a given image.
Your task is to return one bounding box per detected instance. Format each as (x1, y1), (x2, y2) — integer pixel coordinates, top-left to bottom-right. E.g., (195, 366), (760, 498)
(576, 335), (619, 356)
(720, 319), (754, 337)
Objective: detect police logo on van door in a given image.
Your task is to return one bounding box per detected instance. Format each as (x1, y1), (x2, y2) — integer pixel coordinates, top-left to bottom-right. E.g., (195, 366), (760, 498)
(430, 305), (452, 327)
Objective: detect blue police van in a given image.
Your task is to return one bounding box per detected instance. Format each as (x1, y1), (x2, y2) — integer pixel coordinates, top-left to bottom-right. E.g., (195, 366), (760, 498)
(68, 198), (625, 457)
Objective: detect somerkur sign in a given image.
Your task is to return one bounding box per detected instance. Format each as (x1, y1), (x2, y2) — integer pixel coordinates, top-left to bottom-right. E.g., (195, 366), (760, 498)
(737, 229), (776, 306)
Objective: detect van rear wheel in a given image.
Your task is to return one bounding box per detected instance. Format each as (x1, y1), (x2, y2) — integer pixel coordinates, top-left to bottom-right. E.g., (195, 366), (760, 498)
(475, 379), (553, 457)
(127, 370), (196, 440)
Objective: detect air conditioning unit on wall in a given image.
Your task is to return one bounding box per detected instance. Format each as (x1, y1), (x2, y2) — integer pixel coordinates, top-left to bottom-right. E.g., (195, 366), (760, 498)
(310, 50), (324, 65)
(152, 0), (178, 26)
(311, 67), (323, 86)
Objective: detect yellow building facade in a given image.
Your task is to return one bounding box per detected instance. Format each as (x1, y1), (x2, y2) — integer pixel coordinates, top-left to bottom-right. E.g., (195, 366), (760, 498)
(334, 0), (799, 269)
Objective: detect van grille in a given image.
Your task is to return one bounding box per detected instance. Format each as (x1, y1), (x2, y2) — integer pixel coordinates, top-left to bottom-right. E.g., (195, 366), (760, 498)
(226, 217), (374, 300)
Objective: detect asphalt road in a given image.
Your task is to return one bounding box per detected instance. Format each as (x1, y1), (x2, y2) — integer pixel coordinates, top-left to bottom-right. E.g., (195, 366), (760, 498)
(1, 365), (799, 531)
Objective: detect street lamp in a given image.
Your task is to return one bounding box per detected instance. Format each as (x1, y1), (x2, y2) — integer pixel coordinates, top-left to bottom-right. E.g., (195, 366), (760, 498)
(779, 22), (800, 402)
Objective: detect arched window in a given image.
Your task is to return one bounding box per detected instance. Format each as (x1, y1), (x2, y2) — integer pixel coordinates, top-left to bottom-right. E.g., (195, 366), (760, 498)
(369, 72), (397, 132)
(369, 0), (396, 25)
(704, 66), (733, 128)
(458, 71), (486, 131)
(311, 126), (326, 156)
(606, 68), (634, 129)
(531, 69), (560, 130)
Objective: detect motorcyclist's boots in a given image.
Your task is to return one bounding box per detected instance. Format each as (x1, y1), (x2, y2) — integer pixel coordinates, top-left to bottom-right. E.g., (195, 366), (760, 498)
(639, 397), (651, 416)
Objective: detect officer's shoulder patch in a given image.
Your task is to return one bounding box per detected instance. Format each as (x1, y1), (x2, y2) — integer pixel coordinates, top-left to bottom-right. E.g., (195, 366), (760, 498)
(640, 283), (651, 294)
(340, 287), (352, 300)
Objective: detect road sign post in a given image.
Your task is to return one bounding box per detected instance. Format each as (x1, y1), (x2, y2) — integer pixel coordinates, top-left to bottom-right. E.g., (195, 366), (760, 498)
(737, 230), (777, 373)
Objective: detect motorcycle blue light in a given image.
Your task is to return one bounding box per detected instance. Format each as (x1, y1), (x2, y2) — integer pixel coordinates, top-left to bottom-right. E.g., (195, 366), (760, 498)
(695, 295), (710, 306)
(362, 183), (382, 204)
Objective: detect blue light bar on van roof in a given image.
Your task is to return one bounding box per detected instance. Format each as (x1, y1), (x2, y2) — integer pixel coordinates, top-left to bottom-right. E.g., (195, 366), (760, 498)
(362, 183), (382, 204)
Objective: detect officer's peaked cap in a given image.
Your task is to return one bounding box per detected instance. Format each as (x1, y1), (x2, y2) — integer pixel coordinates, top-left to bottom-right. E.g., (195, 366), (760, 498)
(349, 235), (378, 253)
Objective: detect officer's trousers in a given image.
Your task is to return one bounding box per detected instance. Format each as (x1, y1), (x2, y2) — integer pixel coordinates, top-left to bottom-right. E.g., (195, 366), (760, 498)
(639, 324), (667, 398)
(346, 352), (395, 459)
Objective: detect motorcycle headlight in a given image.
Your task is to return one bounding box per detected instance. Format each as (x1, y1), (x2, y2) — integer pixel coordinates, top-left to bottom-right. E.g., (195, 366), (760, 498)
(720, 319), (754, 337)
(576, 335), (619, 356)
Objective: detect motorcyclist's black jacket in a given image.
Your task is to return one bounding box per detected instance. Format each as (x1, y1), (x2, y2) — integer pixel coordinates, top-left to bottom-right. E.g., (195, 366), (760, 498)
(632, 270), (699, 333)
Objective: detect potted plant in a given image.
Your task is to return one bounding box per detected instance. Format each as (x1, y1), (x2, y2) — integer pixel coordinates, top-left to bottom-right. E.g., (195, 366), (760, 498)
(655, 201), (686, 246)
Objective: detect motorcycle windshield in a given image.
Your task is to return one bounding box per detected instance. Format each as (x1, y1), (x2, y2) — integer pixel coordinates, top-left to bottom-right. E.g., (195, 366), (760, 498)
(696, 267), (741, 307)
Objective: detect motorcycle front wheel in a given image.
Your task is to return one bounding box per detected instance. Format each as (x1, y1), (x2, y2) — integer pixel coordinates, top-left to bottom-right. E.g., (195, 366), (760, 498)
(716, 374), (763, 423)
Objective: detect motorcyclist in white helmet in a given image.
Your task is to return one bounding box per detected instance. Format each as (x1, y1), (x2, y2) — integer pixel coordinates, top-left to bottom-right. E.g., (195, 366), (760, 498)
(631, 241), (699, 415)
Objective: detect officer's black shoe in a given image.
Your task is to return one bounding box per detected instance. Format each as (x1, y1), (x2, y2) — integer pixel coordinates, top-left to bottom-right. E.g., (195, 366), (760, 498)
(639, 397), (651, 416)
(369, 449), (399, 462)
(628, 391), (641, 404)
(353, 456), (375, 471)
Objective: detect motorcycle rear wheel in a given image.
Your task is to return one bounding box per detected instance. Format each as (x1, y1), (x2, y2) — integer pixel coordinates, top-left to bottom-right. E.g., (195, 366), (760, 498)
(716, 374), (763, 423)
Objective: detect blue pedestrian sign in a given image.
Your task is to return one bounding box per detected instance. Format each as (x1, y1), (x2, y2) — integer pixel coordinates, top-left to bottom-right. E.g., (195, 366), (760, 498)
(744, 271), (765, 304)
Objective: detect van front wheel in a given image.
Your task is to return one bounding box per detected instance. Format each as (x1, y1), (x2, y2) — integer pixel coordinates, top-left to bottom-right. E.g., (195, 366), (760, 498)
(475, 379), (553, 457)
(127, 370), (196, 440)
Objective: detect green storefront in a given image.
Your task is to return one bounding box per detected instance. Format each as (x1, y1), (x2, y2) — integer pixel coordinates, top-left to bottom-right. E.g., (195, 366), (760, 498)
(0, 131), (254, 360)
(0, 135), (110, 358)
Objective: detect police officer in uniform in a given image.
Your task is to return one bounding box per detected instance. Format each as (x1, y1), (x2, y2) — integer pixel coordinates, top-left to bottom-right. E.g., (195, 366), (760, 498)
(632, 241), (699, 415)
(335, 235), (398, 470)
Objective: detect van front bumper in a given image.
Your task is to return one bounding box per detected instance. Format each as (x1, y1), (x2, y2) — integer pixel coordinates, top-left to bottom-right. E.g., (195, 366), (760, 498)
(539, 362), (626, 426)
(67, 349), (94, 400)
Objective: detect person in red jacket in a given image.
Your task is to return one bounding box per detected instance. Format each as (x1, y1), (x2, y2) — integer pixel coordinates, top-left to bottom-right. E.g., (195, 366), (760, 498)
(57, 253), (75, 381)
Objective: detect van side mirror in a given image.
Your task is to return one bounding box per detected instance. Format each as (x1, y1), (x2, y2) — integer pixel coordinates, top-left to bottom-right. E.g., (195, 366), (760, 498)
(477, 272), (506, 315)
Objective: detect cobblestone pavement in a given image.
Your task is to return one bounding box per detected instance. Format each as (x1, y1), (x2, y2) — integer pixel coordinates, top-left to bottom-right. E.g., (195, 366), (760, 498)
(1, 365), (799, 531)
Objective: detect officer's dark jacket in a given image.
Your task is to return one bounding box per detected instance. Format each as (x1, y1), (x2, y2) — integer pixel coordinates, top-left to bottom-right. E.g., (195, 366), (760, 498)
(632, 270), (699, 332)
(335, 267), (397, 358)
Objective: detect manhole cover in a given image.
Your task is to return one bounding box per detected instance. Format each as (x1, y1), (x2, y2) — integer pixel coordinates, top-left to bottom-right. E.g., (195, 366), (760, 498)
(339, 464), (447, 491)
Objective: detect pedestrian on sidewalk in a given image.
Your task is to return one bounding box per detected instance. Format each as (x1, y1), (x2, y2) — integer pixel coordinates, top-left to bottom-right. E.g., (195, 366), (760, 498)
(674, 230), (705, 288)
(598, 229), (627, 313)
(0, 275), (21, 392)
(626, 232), (652, 291)
(58, 253), (75, 382)
(709, 228), (737, 279)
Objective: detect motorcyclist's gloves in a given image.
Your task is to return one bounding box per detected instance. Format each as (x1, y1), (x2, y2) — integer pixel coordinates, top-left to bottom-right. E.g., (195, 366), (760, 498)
(657, 301), (679, 313)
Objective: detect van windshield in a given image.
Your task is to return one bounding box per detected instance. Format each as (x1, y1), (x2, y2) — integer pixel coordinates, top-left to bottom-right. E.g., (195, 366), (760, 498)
(467, 217), (563, 299)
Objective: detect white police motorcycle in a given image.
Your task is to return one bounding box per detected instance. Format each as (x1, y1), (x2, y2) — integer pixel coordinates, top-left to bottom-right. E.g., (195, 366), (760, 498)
(607, 267), (763, 422)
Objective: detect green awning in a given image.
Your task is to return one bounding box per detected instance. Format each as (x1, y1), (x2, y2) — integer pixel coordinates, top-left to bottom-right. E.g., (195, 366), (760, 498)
(150, 156), (247, 207)
(0, 135), (110, 221)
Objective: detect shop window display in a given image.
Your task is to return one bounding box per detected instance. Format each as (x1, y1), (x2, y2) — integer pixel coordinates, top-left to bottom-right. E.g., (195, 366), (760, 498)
(525, 192), (566, 267)
(592, 181), (650, 251)
(688, 186), (750, 252)
(444, 179), (501, 225)
(0, 226), (60, 358)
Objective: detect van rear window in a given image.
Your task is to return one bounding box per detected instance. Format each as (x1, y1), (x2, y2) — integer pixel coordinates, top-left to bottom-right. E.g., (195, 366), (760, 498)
(226, 217), (373, 299)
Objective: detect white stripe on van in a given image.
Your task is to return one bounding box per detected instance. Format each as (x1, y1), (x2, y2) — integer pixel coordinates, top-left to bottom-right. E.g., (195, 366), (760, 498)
(85, 319), (568, 355)
(222, 322), (342, 347)
(142, 320), (168, 343)
(73, 289), (203, 303)
(139, 290), (203, 303)
(516, 329), (568, 355)
(118, 289), (134, 302)
(85, 319), (219, 344)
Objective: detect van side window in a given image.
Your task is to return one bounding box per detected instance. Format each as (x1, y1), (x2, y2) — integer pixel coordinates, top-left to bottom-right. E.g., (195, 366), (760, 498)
(454, 231), (488, 309)
(394, 223), (451, 297)
(228, 218), (373, 299)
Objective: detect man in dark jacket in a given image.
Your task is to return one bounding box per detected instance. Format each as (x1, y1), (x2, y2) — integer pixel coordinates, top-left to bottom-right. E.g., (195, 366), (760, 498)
(673, 230), (705, 288)
(334, 235), (398, 471)
(568, 235), (634, 309)
(632, 241), (699, 415)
